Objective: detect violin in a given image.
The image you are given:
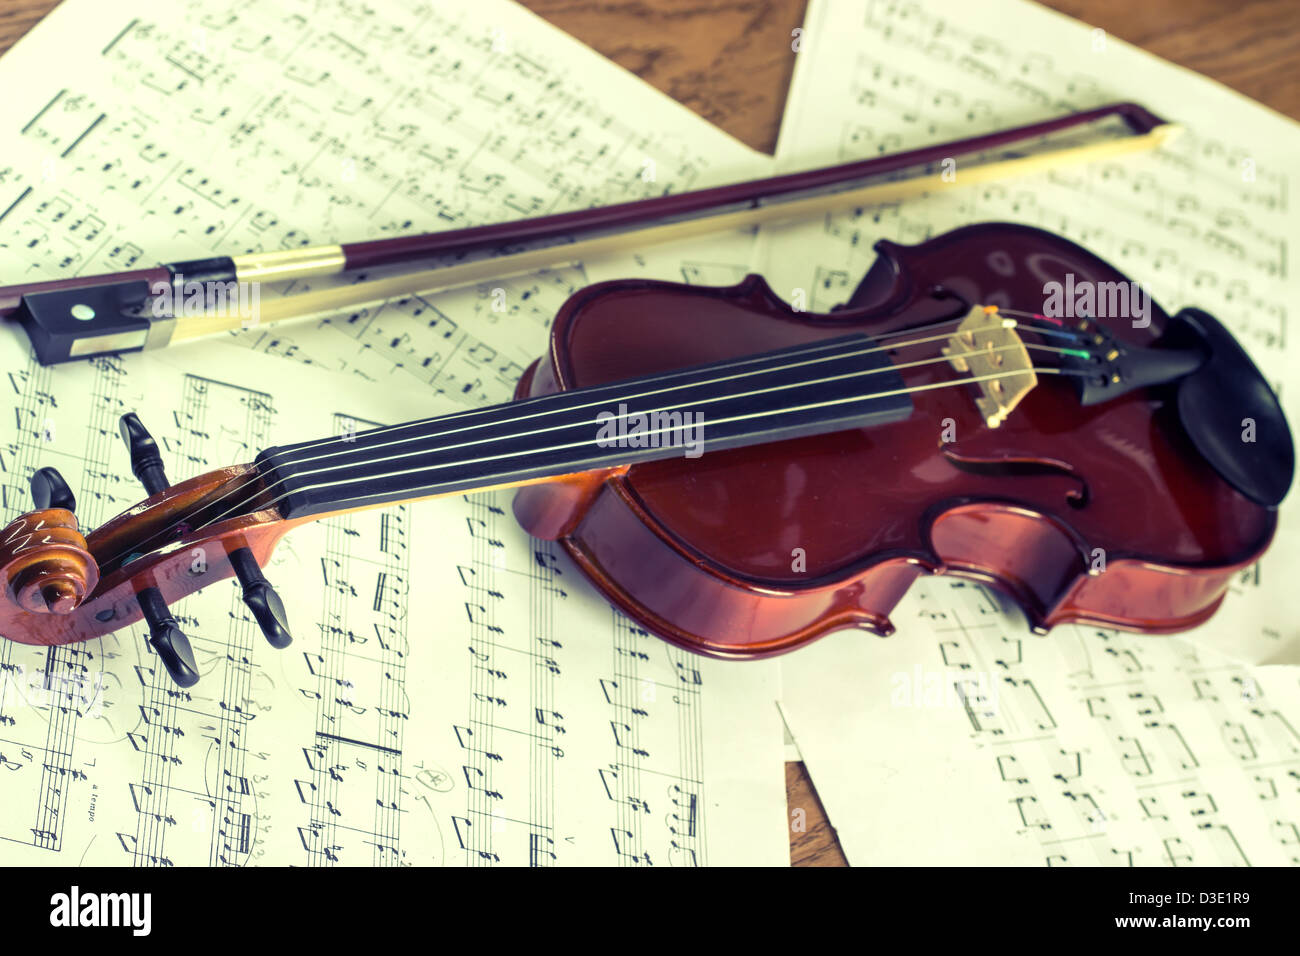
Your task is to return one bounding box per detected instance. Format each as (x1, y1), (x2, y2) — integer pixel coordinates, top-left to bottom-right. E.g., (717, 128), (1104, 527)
(0, 222), (1291, 686)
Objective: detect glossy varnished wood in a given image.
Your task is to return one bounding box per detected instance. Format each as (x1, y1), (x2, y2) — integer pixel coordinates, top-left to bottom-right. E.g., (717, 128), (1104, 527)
(514, 224), (1275, 664)
(0, 465), (293, 647)
(0, 507), (97, 614)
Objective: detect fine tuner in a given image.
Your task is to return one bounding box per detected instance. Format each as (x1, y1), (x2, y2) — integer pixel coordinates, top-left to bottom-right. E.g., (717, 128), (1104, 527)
(0, 224), (1291, 687)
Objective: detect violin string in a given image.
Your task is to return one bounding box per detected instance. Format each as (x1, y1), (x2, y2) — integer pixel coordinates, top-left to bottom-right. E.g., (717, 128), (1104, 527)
(103, 336), (871, 559)
(996, 306), (1066, 325)
(97, 340), (991, 566)
(269, 339), (1091, 490)
(269, 321), (1090, 475)
(101, 319), (1095, 568)
(271, 331), (958, 470)
(179, 345), (1086, 544)
(1017, 323), (1086, 343)
(218, 364), (1090, 524)
(114, 324), (1029, 550)
(994, 307), (1101, 337)
(996, 306), (1064, 321)
(254, 335), (865, 462)
(871, 312), (1089, 345)
(1025, 341), (1097, 357)
(250, 313), (1090, 468)
(219, 340), (1045, 500)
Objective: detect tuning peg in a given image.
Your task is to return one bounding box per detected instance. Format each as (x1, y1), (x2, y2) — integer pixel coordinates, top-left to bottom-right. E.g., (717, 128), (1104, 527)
(229, 547), (292, 648)
(30, 467), (77, 512)
(137, 587), (199, 687)
(119, 412), (170, 496)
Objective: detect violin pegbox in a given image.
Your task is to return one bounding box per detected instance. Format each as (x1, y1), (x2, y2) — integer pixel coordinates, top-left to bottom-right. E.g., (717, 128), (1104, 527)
(0, 414), (295, 689)
(942, 305), (1037, 428)
(112, 414), (295, 683)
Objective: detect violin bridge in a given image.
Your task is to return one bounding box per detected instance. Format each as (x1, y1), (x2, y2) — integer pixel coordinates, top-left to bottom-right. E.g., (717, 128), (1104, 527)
(942, 305), (1037, 428)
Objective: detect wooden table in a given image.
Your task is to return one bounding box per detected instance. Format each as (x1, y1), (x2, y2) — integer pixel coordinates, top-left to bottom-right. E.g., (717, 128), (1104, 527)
(520, 0), (1300, 151)
(1, 0), (1297, 868)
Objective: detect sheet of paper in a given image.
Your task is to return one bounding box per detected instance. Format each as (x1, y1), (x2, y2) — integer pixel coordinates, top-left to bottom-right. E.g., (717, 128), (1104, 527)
(761, 0), (1300, 663)
(0, 0), (788, 867)
(0, 0), (770, 408)
(0, 326), (786, 866)
(768, 0), (1300, 865)
(782, 577), (1300, 866)
(215, 222), (764, 413)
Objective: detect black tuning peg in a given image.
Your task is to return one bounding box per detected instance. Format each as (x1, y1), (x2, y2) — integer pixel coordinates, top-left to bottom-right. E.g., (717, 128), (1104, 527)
(119, 412), (170, 496)
(229, 547), (293, 649)
(31, 467), (77, 512)
(137, 587), (199, 688)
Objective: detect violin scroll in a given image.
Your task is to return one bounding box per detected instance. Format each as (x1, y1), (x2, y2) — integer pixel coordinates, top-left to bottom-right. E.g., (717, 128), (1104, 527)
(0, 467), (99, 617)
(0, 508), (99, 616)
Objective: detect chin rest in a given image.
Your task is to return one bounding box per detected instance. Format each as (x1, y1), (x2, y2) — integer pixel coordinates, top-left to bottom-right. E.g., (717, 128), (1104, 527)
(1161, 308), (1294, 508)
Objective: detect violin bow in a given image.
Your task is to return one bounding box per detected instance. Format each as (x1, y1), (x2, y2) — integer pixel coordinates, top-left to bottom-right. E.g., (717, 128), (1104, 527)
(0, 101), (1178, 366)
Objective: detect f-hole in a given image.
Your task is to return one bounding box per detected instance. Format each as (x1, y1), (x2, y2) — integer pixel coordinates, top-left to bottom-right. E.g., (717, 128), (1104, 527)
(941, 449), (1091, 509)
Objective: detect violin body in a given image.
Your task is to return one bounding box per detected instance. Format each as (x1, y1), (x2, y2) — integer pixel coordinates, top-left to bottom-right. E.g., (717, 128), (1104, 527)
(512, 223), (1281, 658)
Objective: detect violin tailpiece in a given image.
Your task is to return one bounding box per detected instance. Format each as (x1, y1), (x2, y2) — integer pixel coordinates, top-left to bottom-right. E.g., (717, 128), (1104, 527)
(942, 306), (1038, 428)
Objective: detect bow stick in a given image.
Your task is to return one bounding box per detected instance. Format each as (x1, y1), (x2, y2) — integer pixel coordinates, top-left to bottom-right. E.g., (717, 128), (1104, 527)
(0, 101), (1178, 365)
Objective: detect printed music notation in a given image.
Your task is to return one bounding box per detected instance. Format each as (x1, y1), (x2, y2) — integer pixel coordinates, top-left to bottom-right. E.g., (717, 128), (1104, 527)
(772, 0), (1300, 866)
(764, 0), (1299, 651)
(764, 0), (1295, 359)
(0, 0), (786, 867)
(0, 329), (786, 867)
(428, 491), (751, 867)
(784, 577), (1300, 866)
(232, 267), (587, 407)
(0, 0), (769, 402)
(11, 0), (729, 262)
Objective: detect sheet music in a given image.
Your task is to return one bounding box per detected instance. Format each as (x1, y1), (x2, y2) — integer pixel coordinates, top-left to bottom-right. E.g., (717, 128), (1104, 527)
(223, 227), (761, 410)
(766, 0), (1300, 865)
(0, 329), (786, 866)
(781, 578), (1300, 866)
(760, 0), (1300, 663)
(0, 0), (787, 866)
(0, 0), (768, 407)
(766, 0), (1299, 357)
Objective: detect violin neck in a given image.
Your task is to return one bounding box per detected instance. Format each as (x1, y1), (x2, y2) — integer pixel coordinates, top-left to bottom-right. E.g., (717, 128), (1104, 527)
(255, 335), (915, 520)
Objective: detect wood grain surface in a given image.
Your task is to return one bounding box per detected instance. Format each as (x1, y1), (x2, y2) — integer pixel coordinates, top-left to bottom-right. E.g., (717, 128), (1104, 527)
(0, 0), (1296, 867)
(786, 760), (849, 866)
